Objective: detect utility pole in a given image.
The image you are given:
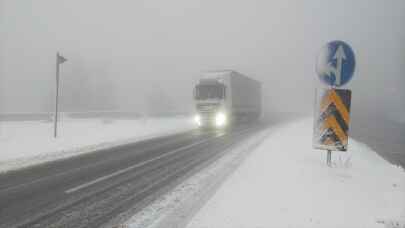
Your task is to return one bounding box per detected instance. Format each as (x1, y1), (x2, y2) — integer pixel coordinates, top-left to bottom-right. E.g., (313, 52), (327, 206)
(54, 52), (67, 138)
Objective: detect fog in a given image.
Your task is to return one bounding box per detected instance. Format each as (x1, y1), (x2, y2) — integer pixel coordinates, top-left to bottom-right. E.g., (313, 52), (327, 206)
(1, 0), (405, 121)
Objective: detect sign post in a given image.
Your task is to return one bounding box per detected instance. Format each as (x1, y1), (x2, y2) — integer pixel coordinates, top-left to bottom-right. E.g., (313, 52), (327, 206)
(327, 150), (332, 167)
(54, 52), (67, 138)
(313, 40), (355, 166)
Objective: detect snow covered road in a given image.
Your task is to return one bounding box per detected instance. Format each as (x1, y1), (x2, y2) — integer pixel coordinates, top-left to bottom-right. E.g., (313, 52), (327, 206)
(187, 118), (405, 228)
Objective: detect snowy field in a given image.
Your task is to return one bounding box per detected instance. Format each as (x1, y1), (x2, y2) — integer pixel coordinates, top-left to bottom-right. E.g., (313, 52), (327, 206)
(0, 116), (195, 173)
(186, 118), (405, 228)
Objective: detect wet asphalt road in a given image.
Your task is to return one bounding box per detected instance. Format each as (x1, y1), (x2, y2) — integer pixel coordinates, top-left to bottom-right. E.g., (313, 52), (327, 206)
(0, 123), (263, 228)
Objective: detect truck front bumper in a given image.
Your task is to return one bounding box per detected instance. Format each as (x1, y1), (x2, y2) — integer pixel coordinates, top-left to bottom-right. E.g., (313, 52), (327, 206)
(195, 112), (228, 128)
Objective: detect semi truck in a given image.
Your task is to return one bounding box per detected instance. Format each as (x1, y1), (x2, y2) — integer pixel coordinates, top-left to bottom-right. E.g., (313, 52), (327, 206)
(193, 70), (261, 128)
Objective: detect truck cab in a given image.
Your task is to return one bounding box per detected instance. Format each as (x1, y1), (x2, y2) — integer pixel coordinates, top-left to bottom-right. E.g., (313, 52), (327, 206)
(194, 77), (229, 128)
(193, 70), (261, 129)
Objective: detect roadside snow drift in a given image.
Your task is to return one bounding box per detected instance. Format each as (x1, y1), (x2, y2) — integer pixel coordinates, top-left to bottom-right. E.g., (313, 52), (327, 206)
(188, 118), (405, 228)
(0, 116), (194, 173)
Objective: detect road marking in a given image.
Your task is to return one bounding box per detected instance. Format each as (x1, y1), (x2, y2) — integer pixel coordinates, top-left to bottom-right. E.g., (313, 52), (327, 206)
(0, 130), (214, 193)
(65, 127), (255, 194)
(0, 134), (194, 193)
(64, 139), (211, 194)
(0, 127), (255, 195)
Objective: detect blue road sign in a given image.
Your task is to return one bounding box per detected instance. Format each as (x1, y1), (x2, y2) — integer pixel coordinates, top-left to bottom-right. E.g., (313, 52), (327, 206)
(316, 40), (356, 87)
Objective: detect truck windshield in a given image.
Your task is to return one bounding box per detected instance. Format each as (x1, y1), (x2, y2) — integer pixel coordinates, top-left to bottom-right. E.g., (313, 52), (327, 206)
(195, 84), (225, 100)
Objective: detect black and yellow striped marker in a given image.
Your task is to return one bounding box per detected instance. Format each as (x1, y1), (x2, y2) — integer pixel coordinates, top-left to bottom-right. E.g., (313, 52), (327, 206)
(313, 88), (351, 151)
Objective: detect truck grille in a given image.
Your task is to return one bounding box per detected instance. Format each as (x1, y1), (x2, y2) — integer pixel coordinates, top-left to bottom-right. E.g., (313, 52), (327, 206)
(196, 103), (218, 112)
(200, 112), (215, 125)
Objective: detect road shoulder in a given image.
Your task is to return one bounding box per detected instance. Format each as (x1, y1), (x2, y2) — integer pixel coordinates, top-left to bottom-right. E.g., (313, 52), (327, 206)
(121, 126), (275, 228)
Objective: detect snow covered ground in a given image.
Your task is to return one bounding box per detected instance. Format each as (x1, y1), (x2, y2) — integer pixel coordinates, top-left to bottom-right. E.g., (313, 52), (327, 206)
(0, 116), (194, 173)
(122, 127), (271, 228)
(186, 118), (405, 228)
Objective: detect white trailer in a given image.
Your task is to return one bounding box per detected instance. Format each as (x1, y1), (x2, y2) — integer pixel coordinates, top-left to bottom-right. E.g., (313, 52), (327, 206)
(193, 70), (261, 128)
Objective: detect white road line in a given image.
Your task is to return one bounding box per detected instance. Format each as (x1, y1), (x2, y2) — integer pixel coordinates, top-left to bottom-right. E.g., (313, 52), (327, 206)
(0, 127), (253, 195)
(64, 139), (211, 194)
(65, 127), (255, 194)
(0, 137), (180, 193)
(0, 132), (211, 194)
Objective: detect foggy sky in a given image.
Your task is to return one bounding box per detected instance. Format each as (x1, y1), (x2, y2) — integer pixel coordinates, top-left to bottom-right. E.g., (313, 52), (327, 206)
(1, 0), (405, 121)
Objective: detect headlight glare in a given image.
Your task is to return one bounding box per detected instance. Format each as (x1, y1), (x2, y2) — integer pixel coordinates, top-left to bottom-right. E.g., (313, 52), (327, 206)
(194, 115), (201, 126)
(215, 112), (227, 127)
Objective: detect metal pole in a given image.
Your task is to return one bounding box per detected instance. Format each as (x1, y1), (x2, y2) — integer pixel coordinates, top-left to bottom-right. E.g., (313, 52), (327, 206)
(54, 53), (60, 138)
(327, 150), (332, 167)
(326, 85), (334, 167)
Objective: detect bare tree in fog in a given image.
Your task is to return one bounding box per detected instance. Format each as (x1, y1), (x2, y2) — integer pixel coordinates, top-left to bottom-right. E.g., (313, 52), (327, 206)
(61, 58), (117, 112)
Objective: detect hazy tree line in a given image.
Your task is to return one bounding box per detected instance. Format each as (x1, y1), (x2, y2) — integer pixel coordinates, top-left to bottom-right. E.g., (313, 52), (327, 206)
(56, 58), (181, 116)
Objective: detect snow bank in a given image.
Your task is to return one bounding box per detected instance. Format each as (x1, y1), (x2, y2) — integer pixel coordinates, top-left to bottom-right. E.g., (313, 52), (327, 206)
(188, 118), (405, 228)
(0, 116), (194, 173)
(121, 128), (271, 228)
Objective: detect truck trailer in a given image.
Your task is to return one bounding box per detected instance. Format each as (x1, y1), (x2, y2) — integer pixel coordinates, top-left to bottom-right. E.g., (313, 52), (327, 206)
(193, 70), (261, 128)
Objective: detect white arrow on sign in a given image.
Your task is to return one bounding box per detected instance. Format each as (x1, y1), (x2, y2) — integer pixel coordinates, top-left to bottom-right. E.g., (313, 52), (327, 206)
(321, 45), (347, 85)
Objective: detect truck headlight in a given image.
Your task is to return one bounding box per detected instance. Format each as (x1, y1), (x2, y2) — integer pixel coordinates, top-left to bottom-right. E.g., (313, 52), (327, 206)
(215, 112), (227, 127)
(194, 114), (201, 126)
